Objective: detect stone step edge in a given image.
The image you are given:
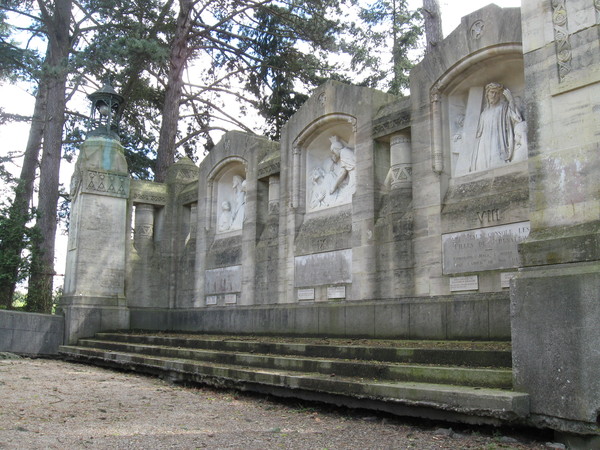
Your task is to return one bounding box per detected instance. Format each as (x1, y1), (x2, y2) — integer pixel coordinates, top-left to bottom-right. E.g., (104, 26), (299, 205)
(93, 333), (512, 368)
(59, 346), (529, 421)
(75, 339), (513, 389)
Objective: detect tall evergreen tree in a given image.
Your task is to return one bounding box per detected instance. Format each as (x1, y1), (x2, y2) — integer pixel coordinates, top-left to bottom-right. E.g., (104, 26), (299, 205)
(342, 0), (422, 95)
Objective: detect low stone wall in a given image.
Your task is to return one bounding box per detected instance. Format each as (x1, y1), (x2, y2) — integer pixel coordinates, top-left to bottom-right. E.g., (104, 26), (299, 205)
(130, 293), (510, 340)
(0, 310), (64, 355)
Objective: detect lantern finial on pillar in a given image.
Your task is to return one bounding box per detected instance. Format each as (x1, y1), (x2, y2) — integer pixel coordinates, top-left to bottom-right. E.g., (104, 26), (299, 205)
(87, 79), (124, 140)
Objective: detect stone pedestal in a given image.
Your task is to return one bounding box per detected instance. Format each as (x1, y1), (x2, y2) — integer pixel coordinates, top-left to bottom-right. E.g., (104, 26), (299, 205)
(511, 0), (600, 439)
(60, 136), (130, 343)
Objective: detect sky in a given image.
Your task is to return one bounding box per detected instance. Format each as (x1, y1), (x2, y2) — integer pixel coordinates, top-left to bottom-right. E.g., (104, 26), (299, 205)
(0, 0), (521, 287)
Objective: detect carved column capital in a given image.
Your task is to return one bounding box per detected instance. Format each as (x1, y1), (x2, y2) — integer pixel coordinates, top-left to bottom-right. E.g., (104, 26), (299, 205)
(430, 84), (441, 103)
(391, 135), (411, 146)
(134, 203), (154, 254)
(389, 133), (412, 189)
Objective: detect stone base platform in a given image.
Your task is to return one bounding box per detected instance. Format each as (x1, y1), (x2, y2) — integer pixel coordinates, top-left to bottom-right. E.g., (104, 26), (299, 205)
(59, 332), (527, 427)
(129, 293), (511, 341)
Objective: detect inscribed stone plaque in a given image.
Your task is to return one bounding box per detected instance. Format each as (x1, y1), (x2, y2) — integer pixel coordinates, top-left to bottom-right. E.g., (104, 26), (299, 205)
(69, 195), (126, 297)
(297, 288), (315, 301)
(205, 266), (242, 294)
(450, 275), (479, 292)
(294, 249), (352, 287)
(224, 294), (237, 304)
(327, 286), (346, 299)
(206, 295), (217, 305)
(501, 272), (517, 288)
(442, 222), (530, 274)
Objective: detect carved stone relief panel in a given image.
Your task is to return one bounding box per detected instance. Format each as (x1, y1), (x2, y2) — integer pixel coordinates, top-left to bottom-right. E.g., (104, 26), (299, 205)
(215, 164), (246, 233)
(470, 20), (485, 40)
(552, 0), (572, 81)
(305, 124), (356, 212)
(446, 58), (527, 177)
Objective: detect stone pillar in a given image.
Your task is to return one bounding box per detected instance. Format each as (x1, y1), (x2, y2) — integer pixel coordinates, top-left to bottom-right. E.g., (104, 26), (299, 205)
(134, 204), (154, 255)
(240, 155), (258, 307)
(164, 158), (199, 309)
(430, 86), (443, 174)
(128, 203), (155, 310)
(351, 129), (377, 302)
(187, 203), (198, 243)
(291, 146), (301, 208)
(388, 133), (414, 296)
(511, 0), (600, 441)
(60, 136), (130, 344)
(268, 175), (280, 215)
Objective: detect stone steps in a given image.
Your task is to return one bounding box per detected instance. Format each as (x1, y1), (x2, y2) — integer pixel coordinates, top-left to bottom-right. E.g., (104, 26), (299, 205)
(93, 332), (513, 367)
(71, 339), (514, 389)
(59, 333), (528, 426)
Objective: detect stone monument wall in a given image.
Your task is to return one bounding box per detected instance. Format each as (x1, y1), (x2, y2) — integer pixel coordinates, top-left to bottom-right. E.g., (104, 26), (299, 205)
(410, 5), (528, 297)
(123, 7), (532, 339)
(511, 0), (600, 436)
(62, 1), (600, 439)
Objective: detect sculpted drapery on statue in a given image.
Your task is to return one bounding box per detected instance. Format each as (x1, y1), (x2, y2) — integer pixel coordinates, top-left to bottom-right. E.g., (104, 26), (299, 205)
(217, 201), (233, 232)
(217, 174), (246, 232)
(469, 82), (524, 172)
(309, 167), (329, 209)
(307, 135), (356, 211)
(231, 175), (246, 229)
(328, 135), (356, 198)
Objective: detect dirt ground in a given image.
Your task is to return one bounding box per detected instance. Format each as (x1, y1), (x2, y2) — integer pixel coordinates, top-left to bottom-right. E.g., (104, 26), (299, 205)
(0, 357), (557, 449)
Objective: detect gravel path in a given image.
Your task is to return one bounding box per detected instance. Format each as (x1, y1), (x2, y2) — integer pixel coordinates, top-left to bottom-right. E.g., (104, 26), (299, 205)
(0, 358), (553, 449)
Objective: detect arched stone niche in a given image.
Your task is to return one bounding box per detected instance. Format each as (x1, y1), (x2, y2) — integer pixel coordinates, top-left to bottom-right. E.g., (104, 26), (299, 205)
(206, 157), (247, 234)
(292, 114), (357, 213)
(431, 46), (527, 178)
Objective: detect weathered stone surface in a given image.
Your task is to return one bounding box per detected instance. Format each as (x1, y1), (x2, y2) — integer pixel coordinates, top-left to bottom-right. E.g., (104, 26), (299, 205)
(59, 334), (527, 425)
(294, 249), (352, 287)
(128, 293), (510, 340)
(442, 222), (530, 274)
(61, 135), (130, 343)
(510, 0), (600, 436)
(0, 310), (64, 355)
(512, 263), (600, 433)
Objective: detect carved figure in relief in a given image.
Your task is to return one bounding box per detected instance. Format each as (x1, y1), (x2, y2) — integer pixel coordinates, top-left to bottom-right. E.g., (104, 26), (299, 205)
(470, 83), (524, 172)
(217, 201), (232, 231)
(309, 167), (329, 209)
(230, 175), (246, 229)
(452, 114), (465, 143)
(328, 135), (356, 201)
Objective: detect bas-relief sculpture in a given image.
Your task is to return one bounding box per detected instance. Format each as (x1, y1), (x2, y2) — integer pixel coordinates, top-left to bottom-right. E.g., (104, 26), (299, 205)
(308, 135), (356, 211)
(452, 82), (527, 177)
(217, 201), (232, 232)
(217, 174), (246, 232)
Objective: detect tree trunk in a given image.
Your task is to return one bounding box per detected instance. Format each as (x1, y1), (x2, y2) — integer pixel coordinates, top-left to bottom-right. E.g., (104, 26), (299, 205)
(423, 0), (443, 54)
(0, 80), (48, 308)
(154, 0), (194, 182)
(27, 0), (72, 313)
